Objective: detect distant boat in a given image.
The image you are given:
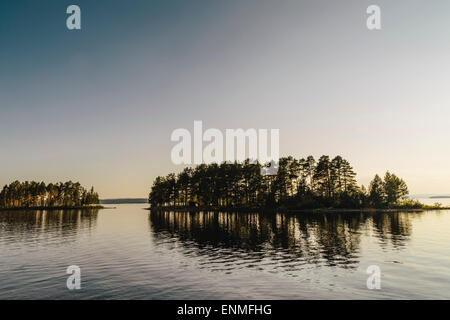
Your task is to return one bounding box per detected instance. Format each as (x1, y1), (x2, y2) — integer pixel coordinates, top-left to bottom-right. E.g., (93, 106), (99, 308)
(429, 196), (450, 199)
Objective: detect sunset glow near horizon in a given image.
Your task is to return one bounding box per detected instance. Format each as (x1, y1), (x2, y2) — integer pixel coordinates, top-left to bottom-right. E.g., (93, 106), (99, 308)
(1, 0), (450, 198)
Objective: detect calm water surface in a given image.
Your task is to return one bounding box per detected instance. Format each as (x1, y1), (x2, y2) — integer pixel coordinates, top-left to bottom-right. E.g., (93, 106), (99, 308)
(1, 203), (449, 299)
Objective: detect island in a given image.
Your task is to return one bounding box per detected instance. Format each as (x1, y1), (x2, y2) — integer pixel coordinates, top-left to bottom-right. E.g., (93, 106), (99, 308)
(0, 181), (103, 211)
(148, 155), (447, 212)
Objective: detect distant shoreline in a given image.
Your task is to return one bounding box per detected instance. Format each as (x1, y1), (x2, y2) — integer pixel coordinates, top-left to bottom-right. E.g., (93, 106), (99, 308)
(0, 205), (106, 212)
(100, 198), (148, 204)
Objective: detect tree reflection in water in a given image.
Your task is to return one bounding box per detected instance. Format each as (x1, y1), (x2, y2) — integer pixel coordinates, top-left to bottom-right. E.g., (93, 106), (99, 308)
(0, 209), (99, 246)
(149, 210), (416, 274)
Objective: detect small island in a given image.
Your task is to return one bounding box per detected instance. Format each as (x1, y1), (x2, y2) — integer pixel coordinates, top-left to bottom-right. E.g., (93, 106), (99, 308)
(148, 155), (447, 212)
(0, 181), (103, 211)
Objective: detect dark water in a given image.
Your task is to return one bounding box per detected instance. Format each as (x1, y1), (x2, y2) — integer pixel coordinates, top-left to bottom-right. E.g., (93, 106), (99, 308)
(0, 204), (449, 299)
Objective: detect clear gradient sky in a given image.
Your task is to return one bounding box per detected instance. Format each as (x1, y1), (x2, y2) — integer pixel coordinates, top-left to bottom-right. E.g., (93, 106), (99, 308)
(1, 0), (450, 198)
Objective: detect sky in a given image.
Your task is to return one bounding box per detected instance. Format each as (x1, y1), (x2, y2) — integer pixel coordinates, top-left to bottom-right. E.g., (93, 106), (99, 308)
(1, 0), (450, 198)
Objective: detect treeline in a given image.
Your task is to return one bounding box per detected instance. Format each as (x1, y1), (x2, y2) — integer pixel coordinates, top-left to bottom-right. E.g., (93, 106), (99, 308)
(0, 181), (99, 209)
(149, 156), (410, 210)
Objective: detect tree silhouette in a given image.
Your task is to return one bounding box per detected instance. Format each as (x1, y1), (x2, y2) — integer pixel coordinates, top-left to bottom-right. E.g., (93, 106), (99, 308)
(0, 181), (99, 209)
(149, 155), (410, 210)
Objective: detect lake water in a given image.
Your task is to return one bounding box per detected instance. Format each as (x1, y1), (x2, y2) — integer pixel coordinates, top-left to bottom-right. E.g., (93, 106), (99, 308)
(1, 204), (449, 299)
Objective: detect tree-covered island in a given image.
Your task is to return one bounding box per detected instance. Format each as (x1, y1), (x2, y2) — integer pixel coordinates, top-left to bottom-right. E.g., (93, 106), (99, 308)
(149, 155), (446, 212)
(0, 181), (102, 210)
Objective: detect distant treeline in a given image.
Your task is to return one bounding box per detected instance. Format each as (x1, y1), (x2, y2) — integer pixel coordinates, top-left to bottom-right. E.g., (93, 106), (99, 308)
(149, 156), (411, 210)
(0, 181), (99, 209)
(100, 198), (148, 204)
